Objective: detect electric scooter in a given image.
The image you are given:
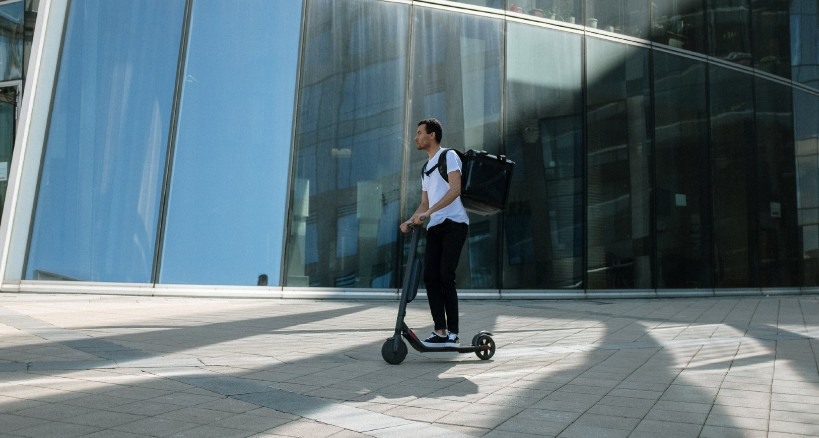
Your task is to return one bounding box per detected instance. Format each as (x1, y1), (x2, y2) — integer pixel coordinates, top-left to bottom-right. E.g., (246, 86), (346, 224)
(381, 222), (495, 365)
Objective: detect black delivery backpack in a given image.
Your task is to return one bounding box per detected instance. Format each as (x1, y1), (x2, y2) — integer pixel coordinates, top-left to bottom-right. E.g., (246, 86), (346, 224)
(422, 148), (515, 216)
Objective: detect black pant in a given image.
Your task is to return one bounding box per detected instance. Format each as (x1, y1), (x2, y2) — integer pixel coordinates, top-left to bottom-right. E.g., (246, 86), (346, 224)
(424, 219), (468, 334)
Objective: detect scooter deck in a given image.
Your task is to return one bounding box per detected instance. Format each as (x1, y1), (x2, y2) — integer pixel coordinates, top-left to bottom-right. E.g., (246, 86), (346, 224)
(402, 324), (491, 354)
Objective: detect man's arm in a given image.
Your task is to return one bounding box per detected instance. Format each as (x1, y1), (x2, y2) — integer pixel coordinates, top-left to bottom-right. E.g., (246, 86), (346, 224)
(400, 191), (430, 233)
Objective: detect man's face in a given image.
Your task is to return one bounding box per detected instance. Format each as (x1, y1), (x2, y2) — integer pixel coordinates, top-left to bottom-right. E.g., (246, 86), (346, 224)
(415, 124), (434, 150)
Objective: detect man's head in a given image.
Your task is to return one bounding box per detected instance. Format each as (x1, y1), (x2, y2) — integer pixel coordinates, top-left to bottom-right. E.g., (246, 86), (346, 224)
(416, 118), (443, 151)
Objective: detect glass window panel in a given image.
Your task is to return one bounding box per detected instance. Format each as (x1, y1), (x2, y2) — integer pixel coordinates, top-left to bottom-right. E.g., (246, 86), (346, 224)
(651, 0), (706, 53)
(508, 0), (581, 23)
(790, 0), (818, 90)
(24, 0), (185, 282)
(750, 0), (789, 78)
(0, 86), (14, 222)
(450, 0), (504, 10)
(503, 23), (583, 289)
(586, 0), (650, 37)
(285, 0), (408, 288)
(0, 0), (23, 81)
(707, 0), (752, 66)
(794, 90), (819, 286)
(709, 65), (755, 287)
(586, 38), (652, 289)
(653, 52), (711, 288)
(409, 6), (503, 289)
(754, 77), (798, 286)
(158, 0), (302, 286)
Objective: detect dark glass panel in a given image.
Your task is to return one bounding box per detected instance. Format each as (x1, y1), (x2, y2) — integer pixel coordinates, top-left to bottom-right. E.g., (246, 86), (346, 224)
(409, 6), (503, 289)
(751, 0), (790, 78)
(504, 23), (583, 289)
(586, 0), (650, 38)
(754, 77), (798, 286)
(709, 65), (755, 287)
(651, 0), (706, 53)
(285, 0), (408, 288)
(794, 90), (819, 286)
(653, 53), (711, 288)
(159, 0), (302, 286)
(25, 0), (185, 282)
(790, 0), (819, 90)
(707, 0), (752, 66)
(0, 0), (24, 81)
(586, 38), (652, 289)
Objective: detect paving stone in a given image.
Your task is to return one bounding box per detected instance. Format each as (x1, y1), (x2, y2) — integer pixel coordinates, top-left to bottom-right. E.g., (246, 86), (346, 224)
(699, 426), (768, 438)
(705, 413), (768, 430)
(631, 419), (703, 437)
(13, 420), (102, 438)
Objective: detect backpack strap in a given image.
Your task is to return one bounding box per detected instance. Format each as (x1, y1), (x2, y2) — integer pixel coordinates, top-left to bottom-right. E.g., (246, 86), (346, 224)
(437, 149), (450, 183)
(421, 148), (450, 182)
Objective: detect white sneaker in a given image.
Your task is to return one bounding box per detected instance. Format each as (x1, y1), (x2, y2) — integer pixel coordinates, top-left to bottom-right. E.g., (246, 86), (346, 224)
(447, 332), (460, 346)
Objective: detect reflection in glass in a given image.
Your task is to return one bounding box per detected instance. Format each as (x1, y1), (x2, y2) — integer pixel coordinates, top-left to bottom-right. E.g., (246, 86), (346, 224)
(0, 1), (23, 81)
(751, 0), (789, 78)
(0, 87), (14, 222)
(790, 0), (818, 89)
(651, 0), (705, 53)
(410, 6), (503, 289)
(504, 23), (583, 289)
(653, 53), (711, 288)
(754, 77), (798, 286)
(586, 0), (649, 38)
(709, 65), (754, 287)
(25, 0), (186, 282)
(586, 38), (652, 289)
(285, 0), (408, 288)
(450, 0), (504, 10)
(507, 0), (581, 24)
(707, 0), (752, 66)
(794, 91), (819, 286)
(159, 0), (302, 286)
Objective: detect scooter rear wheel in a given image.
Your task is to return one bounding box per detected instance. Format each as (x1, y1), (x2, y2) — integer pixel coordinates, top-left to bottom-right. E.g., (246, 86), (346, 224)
(381, 337), (408, 364)
(473, 334), (495, 360)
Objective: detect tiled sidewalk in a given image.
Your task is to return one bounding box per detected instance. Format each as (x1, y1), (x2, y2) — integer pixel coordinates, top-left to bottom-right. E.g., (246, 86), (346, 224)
(0, 293), (818, 437)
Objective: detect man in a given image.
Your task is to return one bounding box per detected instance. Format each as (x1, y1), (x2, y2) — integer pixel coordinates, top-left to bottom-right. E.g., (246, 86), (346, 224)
(400, 118), (469, 348)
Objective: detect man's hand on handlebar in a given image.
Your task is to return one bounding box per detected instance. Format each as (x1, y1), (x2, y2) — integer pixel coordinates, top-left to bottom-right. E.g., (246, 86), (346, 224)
(399, 214), (427, 233)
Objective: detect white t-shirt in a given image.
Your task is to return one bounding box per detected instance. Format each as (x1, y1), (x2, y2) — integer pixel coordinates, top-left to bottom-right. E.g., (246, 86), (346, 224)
(422, 148), (470, 229)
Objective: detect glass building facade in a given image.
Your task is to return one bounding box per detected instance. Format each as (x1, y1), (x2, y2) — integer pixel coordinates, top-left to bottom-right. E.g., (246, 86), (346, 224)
(1, 0), (817, 298)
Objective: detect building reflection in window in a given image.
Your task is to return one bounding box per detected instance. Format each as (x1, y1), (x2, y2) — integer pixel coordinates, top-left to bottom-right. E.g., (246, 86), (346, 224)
(651, 0), (705, 53)
(709, 65), (754, 287)
(586, 38), (652, 289)
(504, 23), (583, 289)
(751, 0), (790, 78)
(754, 77), (798, 286)
(790, 0), (817, 89)
(794, 91), (819, 286)
(507, 0), (581, 24)
(285, 0), (408, 288)
(707, 0), (752, 66)
(585, 0), (649, 37)
(409, 5), (503, 289)
(653, 52), (711, 288)
(0, 0), (23, 81)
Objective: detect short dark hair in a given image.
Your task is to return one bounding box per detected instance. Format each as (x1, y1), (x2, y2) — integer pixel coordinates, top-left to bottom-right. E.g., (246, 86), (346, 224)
(417, 118), (443, 143)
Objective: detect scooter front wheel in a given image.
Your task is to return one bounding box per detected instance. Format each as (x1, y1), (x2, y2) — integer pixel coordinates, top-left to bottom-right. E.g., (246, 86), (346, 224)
(473, 334), (495, 360)
(381, 337), (408, 364)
